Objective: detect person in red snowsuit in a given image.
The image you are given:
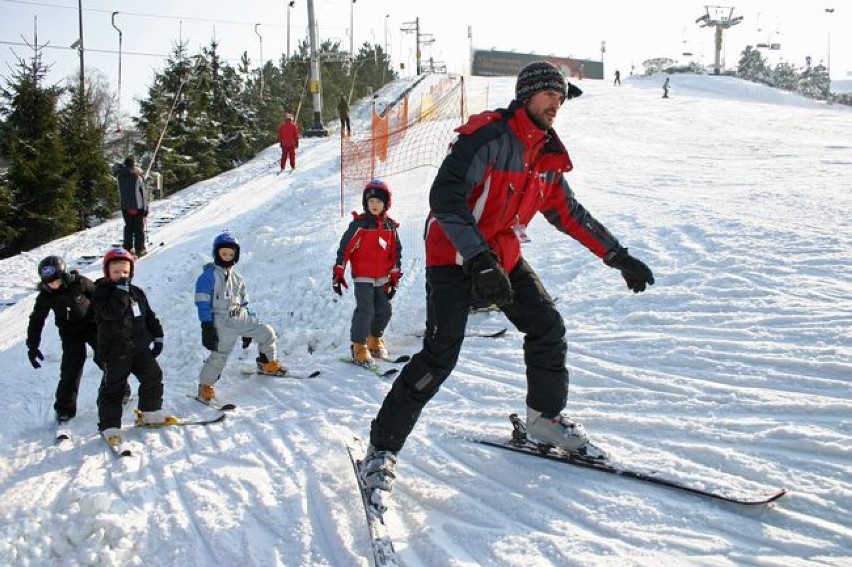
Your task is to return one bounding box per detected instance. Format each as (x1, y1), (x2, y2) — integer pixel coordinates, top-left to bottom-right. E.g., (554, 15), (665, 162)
(277, 113), (300, 172)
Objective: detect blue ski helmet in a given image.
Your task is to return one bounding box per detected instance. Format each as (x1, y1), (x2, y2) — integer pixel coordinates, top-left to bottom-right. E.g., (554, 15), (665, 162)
(213, 232), (240, 266)
(362, 179), (391, 211)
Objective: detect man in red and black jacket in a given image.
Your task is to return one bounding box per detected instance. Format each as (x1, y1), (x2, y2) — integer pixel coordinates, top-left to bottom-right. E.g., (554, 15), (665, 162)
(359, 62), (655, 504)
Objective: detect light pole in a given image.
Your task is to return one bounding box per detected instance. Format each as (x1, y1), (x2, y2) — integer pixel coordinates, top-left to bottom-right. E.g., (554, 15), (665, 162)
(255, 24), (264, 98)
(287, 1), (295, 61)
(110, 12), (123, 132)
(349, 0), (357, 70)
(825, 7), (834, 97)
(77, 0), (84, 96)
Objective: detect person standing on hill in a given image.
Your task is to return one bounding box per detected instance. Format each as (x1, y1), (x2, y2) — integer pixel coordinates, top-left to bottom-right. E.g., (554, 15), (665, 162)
(116, 156), (149, 257)
(338, 95), (351, 137)
(277, 112), (300, 172)
(26, 256), (113, 424)
(332, 179), (402, 366)
(614, 69), (621, 86)
(358, 61), (655, 513)
(662, 77), (670, 98)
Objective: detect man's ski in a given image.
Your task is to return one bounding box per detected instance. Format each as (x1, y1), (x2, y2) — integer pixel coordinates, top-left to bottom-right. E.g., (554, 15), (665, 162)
(135, 411), (226, 428)
(240, 367), (321, 379)
(339, 357), (399, 378)
(186, 394), (236, 411)
(474, 414), (788, 506)
(345, 436), (400, 567)
(412, 327), (508, 339)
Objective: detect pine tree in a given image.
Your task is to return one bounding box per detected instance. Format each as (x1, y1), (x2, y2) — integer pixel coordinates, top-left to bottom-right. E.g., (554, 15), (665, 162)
(737, 46), (770, 85)
(770, 62), (800, 92)
(797, 63), (830, 100)
(0, 50), (76, 255)
(60, 83), (118, 227)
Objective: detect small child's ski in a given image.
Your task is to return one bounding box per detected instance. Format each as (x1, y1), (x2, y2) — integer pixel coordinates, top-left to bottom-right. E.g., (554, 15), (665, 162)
(240, 367), (321, 379)
(103, 433), (132, 458)
(55, 421), (72, 443)
(135, 412), (226, 428)
(186, 394), (236, 411)
(374, 354), (411, 364)
(339, 357), (399, 378)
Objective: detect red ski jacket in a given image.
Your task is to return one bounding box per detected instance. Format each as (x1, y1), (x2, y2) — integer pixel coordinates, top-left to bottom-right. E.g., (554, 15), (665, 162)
(424, 101), (620, 272)
(335, 212), (402, 281)
(277, 119), (299, 148)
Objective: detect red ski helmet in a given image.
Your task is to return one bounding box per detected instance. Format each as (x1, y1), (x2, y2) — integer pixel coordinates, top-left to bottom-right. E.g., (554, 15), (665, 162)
(362, 179), (391, 211)
(102, 247), (135, 278)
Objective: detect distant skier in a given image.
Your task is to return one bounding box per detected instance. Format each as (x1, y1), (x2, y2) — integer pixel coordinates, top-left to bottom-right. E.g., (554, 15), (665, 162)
(358, 61), (654, 511)
(26, 256), (112, 424)
(277, 112), (300, 172)
(614, 69), (621, 86)
(337, 95), (351, 137)
(662, 77), (670, 98)
(333, 179), (402, 365)
(195, 232), (289, 404)
(93, 247), (174, 448)
(116, 156), (149, 257)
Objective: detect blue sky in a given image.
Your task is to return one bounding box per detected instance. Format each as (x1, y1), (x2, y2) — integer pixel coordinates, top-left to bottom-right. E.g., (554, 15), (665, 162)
(1, 0), (848, 115)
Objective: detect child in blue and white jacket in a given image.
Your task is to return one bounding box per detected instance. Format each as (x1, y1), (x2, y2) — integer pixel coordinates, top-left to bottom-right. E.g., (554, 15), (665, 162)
(194, 232), (287, 402)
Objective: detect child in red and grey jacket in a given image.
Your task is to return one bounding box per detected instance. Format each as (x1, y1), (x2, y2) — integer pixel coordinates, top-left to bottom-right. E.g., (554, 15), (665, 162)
(333, 179), (403, 365)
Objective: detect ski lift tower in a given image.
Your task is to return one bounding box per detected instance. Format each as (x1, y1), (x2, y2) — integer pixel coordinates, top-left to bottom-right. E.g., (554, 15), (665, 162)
(695, 5), (743, 75)
(304, 0), (328, 137)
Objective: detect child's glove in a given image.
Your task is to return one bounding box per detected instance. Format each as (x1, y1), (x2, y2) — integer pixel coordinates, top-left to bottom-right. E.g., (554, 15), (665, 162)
(28, 347), (44, 369)
(150, 338), (163, 358)
(332, 265), (348, 296)
(201, 322), (218, 351)
(385, 269), (402, 300)
(115, 278), (130, 293)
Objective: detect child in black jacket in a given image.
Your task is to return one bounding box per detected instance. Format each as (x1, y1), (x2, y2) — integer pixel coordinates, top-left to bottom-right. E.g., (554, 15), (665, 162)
(93, 248), (174, 445)
(26, 256), (108, 423)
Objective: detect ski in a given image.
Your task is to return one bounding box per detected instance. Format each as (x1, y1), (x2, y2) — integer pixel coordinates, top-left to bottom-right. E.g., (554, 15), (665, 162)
(240, 367), (321, 379)
(474, 414), (788, 506)
(103, 433), (132, 458)
(134, 409), (226, 428)
(377, 355), (411, 364)
(345, 436), (400, 567)
(55, 421), (72, 443)
(186, 394), (236, 411)
(339, 357), (399, 378)
(412, 327), (508, 339)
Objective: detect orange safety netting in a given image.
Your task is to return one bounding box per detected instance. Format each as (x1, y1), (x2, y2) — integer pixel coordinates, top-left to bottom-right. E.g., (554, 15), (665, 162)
(340, 76), (466, 214)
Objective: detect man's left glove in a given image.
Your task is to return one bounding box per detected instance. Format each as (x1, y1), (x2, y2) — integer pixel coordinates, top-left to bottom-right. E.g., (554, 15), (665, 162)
(604, 247), (655, 293)
(150, 338), (163, 358)
(242, 337), (252, 349)
(201, 322), (219, 351)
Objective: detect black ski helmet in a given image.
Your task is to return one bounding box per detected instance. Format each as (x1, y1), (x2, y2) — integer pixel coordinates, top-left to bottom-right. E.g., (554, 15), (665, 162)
(362, 179), (391, 211)
(37, 256), (67, 284)
(212, 232), (240, 266)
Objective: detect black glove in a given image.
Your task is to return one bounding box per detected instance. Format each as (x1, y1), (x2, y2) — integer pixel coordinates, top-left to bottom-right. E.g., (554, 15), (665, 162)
(464, 251), (512, 308)
(150, 338), (163, 358)
(385, 284), (397, 300)
(115, 277), (130, 293)
(566, 82), (583, 100)
(28, 347), (44, 369)
(604, 247), (655, 293)
(201, 322), (218, 351)
(242, 337), (252, 349)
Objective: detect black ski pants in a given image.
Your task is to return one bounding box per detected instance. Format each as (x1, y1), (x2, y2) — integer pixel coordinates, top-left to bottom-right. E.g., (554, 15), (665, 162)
(121, 210), (146, 254)
(369, 258), (569, 453)
(97, 349), (163, 431)
(55, 326), (98, 417)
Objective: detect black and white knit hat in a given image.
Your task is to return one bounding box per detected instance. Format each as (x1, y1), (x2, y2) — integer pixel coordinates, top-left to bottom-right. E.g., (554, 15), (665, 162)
(515, 61), (567, 102)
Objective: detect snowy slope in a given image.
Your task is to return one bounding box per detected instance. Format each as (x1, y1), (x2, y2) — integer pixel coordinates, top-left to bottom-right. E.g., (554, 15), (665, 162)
(0, 74), (850, 566)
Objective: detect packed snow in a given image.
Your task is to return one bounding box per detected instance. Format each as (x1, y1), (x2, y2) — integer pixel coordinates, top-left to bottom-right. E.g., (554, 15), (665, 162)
(0, 73), (850, 566)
